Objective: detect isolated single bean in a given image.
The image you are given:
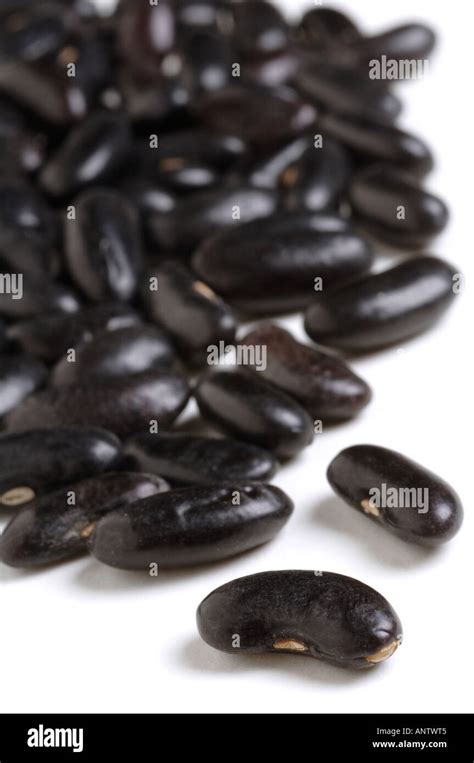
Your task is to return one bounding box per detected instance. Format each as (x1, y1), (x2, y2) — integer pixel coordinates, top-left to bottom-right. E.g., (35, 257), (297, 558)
(64, 188), (143, 302)
(327, 445), (463, 546)
(349, 165), (449, 248)
(0, 472), (169, 567)
(241, 325), (372, 421)
(143, 261), (236, 366)
(88, 482), (293, 569)
(197, 570), (402, 669)
(0, 353), (47, 418)
(0, 426), (120, 505)
(6, 371), (190, 437)
(123, 432), (277, 486)
(195, 370), (314, 459)
(305, 256), (458, 352)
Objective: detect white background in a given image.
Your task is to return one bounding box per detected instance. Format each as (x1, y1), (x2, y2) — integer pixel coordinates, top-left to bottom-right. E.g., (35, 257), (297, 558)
(1, 1), (472, 714)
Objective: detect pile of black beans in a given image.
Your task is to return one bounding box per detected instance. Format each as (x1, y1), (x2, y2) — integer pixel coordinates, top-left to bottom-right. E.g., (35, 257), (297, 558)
(0, 1), (463, 670)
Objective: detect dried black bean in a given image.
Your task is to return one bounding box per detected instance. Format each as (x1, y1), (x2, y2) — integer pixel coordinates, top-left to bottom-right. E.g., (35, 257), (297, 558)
(247, 135), (310, 190)
(352, 23), (436, 63)
(0, 2), (76, 63)
(241, 324), (371, 421)
(143, 261), (236, 366)
(195, 370), (314, 459)
(349, 164), (449, 248)
(0, 353), (47, 418)
(0, 426), (120, 505)
(6, 371), (191, 437)
(192, 213), (373, 314)
(327, 445), (463, 546)
(0, 472), (169, 567)
(52, 325), (177, 385)
(123, 432), (277, 486)
(304, 256), (458, 352)
(118, 0), (177, 78)
(0, 273), (80, 319)
(296, 7), (361, 50)
(232, 0), (288, 57)
(40, 112), (131, 197)
(197, 570), (402, 669)
(147, 129), (246, 171)
(180, 30), (232, 93)
(8, 303), (141, 362)
(64, 188), (143, 302)
(88, 482), (293, 569)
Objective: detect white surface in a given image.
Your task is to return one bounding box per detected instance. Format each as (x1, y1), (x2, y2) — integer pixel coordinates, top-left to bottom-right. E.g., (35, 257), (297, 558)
(1, 1), (473, 714)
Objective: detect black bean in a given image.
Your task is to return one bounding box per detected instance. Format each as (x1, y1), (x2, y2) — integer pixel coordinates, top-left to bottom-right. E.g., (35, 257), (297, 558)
(0, 426), (120, 505)
(304, 256), (458, 352)
(296, 7), (361, 49)
(0, 273), (80, 319)
(0, 2), (76, 63)
(192, 214), (373, 314)
(118, 68), (190, 123)
(40, 112), (131, 197)
(64, 187), (143, 302)
(180, 30), (232, 93)
(0, 353), (47, 418)
(52, 325), (177, 385)
(123, 432), (277, 486)
(352, 23), (436, 63)
(120, 177), (177, 216)
(143, 261), (236, 366)
(241, 324), (371, 421)
(321, 112), (433, 177)
(195, 370), (314, 459)
(0, 471), (169, 567)
(247, 135), (310, 190)
(349, 164), (449, 248)
(175, 1), (233, 36)
(197, 570), (402, 669)
(6, 370), (191, 437)
(88, 482), (293, 569)
(146, 129), (246, 171)
(118, 0), (177, 78)
(232, 0), (288, 57)
(327, 445), (463, 546)
(8, 303), (141, 362)
(148, 185), (277, 253)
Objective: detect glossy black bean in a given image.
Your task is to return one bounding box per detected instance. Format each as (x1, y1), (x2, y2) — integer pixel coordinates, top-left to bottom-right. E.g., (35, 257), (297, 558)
(349, 165), (449, 248)
(143, 261), (236, 366)
(297, 7), (361, 49)
(123, 432), (277, 486)
(232, 0), (288, 56)
(148, 185), (277, 252)
(0, 353), (47, 418)
(150, 129), (246, 171)
(118, 0), (177, 77)
(195, 86), (317, 146)
(88, 482), (293, 569)
(0, 426), (120, 504)
(195, 371), (314, 459)
(327, 445), (463, 546)
(247, 136), (310, 189)
(8, 303), (141, 362)
(40, 112), (131, 197)
(175, 0), (233, 36)
(242, 49), (301, 88)
(304, 256), (458, 352)
(241, 325), (371, 421)
(0, 273), (80, 318)
(321, 113), (433, 177)
(192, 215), (373, 314)
(282, 136), (352, 213)
(295, 63), (402, 123)
(0, 3), (76, 63)
(197, 570), (402, 669)
(0, 472), (169, 567)
(352, 23), (436, 63)
(64, 188), (143, 302)
(120, 178), (177, 216)
(118, 68), (190, 122)
(181, 30), (232, 92)
(6, 371), (191, 437)
(0, 99), (46, 173)
(52, 325), (177, 385)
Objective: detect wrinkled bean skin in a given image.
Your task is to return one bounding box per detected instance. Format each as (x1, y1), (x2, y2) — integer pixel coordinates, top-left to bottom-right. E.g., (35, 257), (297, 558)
(195, 371), (314, 460)
(8, 303), (141, 362)
(0, 354), (47, 418)
(65, 188), (143, 302)
(232, 1), (288, 57)
(197, 570), (402, 669)
(321, 113), (433, 177)
(143, 261), (236, 366)
(6, 371), (191, 437)
(352, 23), (436, 63)
(0, 272), (80, 319)
(123, 432), (277, 486)
(241, 325), (371, 421)
(40, 112), (131, 197)
(0, 472), (169, 567)
(192, 216), (373, 314)
(0, 426), (120, 503)
(88, 482), (293, 569)
(349, 165), (449, 248)
(304, 256), (458, 352)
(327, 445), (463, 546)
(52, 325), (177, 385)
(148, 185), (277, 253)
